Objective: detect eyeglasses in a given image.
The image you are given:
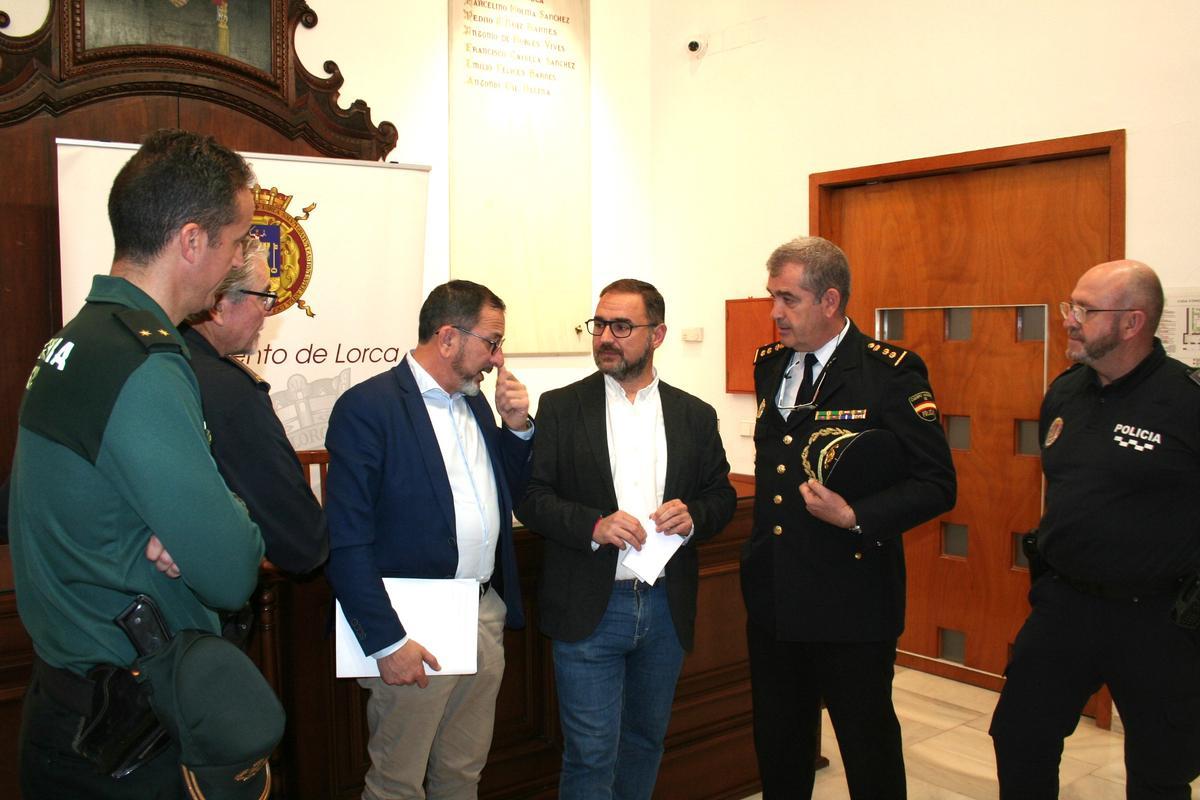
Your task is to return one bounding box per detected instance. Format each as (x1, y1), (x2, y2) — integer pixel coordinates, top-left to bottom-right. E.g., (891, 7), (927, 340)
(1058, 302), (1138, 325)
(239, 289), (278, 311)
(452, 325), (505, 354)
(777, 357), (835, 413)
(584, 318), (657, 338)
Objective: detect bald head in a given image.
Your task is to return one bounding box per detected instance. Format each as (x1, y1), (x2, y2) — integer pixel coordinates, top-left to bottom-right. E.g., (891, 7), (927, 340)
(1080, 260), (1164, 331)
(1064, 259), (1163, 383)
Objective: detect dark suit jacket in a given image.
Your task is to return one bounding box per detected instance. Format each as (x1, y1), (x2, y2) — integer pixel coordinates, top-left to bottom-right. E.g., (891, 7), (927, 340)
(325, 359), (530, 656)
(182, 327), (328, 574)
(741, 321), (956, 642)
(516, 372), (736, 651)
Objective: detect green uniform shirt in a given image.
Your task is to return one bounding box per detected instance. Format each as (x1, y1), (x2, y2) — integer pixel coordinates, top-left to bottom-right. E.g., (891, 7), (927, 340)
(9, 275), (264, 675)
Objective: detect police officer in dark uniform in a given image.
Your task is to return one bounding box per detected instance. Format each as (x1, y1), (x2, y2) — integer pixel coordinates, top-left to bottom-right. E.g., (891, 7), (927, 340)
(182, 239), (328, 576)
(741, 236), (956, 799)
(990, 260), (1200, 798)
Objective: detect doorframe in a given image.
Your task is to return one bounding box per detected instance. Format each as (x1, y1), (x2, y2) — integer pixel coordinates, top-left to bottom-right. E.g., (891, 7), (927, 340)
(810, 129), (1125, 261)
(809, 131), (1126, 729)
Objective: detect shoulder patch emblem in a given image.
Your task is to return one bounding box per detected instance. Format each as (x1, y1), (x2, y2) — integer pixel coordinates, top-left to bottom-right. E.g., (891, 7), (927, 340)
(866, 340), (909, 367)
(1044, 417), (1063, 447)
(908, 390), (938, 422)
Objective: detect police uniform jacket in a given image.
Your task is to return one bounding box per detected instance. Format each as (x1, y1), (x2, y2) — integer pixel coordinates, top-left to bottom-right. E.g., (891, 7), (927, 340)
(1038, 339), (1200, 585)
(741, 321), (956, 642)
(515, 372), (736, 651)
(182, 326), (328, 575)
(9, 276), (264, 674)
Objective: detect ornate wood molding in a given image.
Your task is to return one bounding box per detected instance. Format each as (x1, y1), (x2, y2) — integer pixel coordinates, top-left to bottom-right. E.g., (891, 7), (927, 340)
(0, 0), (395, 160)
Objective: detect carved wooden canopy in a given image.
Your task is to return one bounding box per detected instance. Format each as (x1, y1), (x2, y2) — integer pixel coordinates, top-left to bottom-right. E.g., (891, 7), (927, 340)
(0, 0), (396, 159)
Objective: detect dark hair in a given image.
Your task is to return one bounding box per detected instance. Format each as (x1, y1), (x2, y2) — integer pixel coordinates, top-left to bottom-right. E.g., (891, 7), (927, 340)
(418, 280), (506, 342)
(108, 129), (255, 263)
(599, 278), (665, 325)
(766, 236), (851, 313)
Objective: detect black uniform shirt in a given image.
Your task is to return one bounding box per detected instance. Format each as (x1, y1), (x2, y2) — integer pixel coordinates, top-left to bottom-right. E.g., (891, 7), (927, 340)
(1039, 339), (1200, 584)
(182, 326), (329, 575)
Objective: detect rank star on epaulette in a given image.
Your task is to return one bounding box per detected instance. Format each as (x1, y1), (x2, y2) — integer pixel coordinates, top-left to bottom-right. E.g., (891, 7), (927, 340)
(139, 330), (152, 337)
(157, 329), (170, 337)
(867, 340), (909, 367)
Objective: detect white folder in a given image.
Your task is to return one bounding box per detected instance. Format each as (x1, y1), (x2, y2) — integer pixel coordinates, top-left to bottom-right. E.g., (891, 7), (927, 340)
(334, 578), (479, 678)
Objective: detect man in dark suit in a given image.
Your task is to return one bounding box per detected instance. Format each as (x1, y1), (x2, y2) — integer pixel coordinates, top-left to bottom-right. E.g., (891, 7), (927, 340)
(517, 279), (736, 800)
(742, 237), (956, 799)
(325, 280), (532, 800)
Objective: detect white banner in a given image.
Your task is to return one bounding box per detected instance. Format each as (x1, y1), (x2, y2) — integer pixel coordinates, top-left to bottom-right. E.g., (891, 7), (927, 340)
(56, 139), (430, 450)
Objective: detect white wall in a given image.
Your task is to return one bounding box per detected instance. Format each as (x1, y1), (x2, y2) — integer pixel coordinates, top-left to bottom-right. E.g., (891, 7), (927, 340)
(7, 0), (1199, 472)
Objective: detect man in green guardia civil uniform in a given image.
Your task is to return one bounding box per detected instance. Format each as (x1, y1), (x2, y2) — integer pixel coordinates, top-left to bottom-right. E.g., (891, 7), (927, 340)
(8, 129), (267, 798)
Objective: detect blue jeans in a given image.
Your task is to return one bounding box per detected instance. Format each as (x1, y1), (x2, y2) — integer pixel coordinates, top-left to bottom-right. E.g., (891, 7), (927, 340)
(553, 580), (685, 800)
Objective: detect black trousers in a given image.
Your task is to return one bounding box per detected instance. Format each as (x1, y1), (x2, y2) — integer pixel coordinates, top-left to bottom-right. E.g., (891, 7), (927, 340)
(747, 620), (906, 800)
(19, 669), (183, 799)
(991, 575), (1200, 799)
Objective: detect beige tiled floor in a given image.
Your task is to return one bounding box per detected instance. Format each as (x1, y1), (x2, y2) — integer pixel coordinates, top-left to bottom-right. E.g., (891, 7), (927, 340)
(741, 666), (1200, 800)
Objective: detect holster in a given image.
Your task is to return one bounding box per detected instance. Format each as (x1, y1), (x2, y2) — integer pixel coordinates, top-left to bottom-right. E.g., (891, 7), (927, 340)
(69, 593), (173, 778)
(71, 665), (169, 779)
(1021, 529), (1048, 583)
(1171, 573), (1200, 631)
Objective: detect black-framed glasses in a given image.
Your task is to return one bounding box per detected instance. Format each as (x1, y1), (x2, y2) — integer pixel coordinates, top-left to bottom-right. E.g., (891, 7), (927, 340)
(239, 289), (278, 311)
(584, 318), (656, 338)
(777, 357), (835, 412)
(452, 325), (505, 354)
(1058, 301), (1138, 325)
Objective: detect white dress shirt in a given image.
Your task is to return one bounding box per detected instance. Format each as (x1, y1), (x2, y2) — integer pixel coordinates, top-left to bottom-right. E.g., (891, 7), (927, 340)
(373, 353), (510, 659)
(603, 371), (670, 580)
(776, 317), (850, 418)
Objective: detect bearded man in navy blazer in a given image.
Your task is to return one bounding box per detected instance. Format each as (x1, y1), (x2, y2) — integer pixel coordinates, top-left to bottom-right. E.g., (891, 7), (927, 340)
(325, 280), (533, 800)
(517, 279), (736, 800)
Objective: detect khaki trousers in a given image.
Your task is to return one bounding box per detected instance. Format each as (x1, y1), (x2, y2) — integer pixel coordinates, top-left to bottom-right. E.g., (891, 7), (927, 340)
(359, 588), (507, 800)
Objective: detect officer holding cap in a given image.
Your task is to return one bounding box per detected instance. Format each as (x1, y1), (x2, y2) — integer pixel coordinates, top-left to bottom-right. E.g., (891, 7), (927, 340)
(990, 260), (1200, 797)
(741, 236), (956, 799)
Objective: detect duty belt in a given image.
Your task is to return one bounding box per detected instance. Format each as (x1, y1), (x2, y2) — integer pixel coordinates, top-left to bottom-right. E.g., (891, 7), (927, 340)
(1053, 571), (1183, 602)
(31, 655), (95, 717)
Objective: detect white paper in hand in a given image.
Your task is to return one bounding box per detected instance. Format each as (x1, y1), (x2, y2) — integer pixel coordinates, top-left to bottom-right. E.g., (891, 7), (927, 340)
(334, 578), (479, 678)
(620, 515), (684, 585)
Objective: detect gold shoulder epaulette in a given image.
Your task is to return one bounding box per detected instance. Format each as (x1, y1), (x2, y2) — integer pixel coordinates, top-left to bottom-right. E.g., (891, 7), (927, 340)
(865, 339), (910, 368)
(754, 341), (787, 365)
(223, 355), (267, 385)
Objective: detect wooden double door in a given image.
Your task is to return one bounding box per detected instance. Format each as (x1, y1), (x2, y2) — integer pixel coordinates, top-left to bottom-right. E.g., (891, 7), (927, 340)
(811, 132), (1123, 719)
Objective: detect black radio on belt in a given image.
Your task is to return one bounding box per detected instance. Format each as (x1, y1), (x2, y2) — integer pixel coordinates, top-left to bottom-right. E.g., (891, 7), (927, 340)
(1171, 574), (1200, 631)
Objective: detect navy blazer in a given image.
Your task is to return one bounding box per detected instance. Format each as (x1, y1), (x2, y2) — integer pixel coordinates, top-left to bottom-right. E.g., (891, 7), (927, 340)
(325, 359), (530, 656)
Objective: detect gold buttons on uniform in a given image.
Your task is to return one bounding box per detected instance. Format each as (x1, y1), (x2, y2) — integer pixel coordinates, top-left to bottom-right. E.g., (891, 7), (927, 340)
(773, 525), (783, 535)
(782, 435), (793, 445)
(776, 464), (786, 474)
(773, 495), (782, 505)
(854, 552), (863, 560)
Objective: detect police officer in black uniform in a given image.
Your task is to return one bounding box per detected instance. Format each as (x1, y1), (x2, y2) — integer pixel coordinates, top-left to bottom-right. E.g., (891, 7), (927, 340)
(990, 260), (1200, 798)
(182, 239), (328, 576)
(741, 236), (956, 799)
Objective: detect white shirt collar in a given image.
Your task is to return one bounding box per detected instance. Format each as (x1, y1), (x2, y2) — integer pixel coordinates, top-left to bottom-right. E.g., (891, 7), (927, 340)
(406, 351), (459, 400)
(602, 368), (660, 404)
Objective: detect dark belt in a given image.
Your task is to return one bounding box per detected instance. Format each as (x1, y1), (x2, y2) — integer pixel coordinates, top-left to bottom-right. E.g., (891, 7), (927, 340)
(1053, 572), (1182, 602)
(31, 655), (95, 717)
(613, 579), (652, 592)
